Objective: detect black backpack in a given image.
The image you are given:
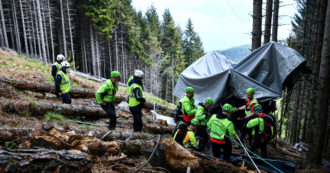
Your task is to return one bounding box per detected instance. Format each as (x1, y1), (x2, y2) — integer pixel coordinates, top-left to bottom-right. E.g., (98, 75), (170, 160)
(174, 101), (183, 123)
(263, 114), (277, 139)
(172, 121), (187, 145)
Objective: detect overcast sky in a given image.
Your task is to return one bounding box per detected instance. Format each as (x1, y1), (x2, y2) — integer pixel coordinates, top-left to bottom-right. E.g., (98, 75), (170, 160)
(132, 0), (297, 53)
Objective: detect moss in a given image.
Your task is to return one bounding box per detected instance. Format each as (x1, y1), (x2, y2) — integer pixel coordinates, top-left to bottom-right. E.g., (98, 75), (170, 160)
(44, 112), (65, 124)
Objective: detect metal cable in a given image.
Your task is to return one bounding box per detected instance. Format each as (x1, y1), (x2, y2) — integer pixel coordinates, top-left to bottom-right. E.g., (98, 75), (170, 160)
(132, 134), (161, 173)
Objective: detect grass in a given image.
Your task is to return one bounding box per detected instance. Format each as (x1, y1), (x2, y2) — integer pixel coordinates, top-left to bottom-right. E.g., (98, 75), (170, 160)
(43, 112), (65, 123)
(80, 124), (91, 131)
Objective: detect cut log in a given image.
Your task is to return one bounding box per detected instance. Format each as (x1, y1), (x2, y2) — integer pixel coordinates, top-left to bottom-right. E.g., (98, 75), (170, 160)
(0, 148), (91, 172)
(142, 138), (248, 173)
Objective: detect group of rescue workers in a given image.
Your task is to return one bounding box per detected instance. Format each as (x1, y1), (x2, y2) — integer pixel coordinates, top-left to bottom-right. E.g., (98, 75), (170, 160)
(172, 86), (277, 161)
(52, 54), (276, 161)
(51, 54), (146, 132)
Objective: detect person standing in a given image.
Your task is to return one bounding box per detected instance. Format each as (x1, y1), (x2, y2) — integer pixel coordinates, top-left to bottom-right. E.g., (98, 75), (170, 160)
(192, 97), (214, 151)
(55, 61), (71, 104)
(95, 71), (121, 130)
(52, 54), (65, 97)
(128, 70), (146, 132)
(237, 88), (259, 141)
(174, 87), (197, 124)
(207, 103), (236, 161)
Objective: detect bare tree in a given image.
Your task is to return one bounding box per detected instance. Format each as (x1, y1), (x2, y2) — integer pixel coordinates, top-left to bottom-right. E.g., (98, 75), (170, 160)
(36, 0), (47, 62)
(251, 0), (263, 50)
(66, 0), (75, 69)
(47, 0), (54, 62)
(0, 0), (8, 47)
(264, 0), (273, 44)
(19, 0), (29, 56)
(60, 0), (67, 58)
(271, 0), (279, 42)
(12, 0), (21, 54)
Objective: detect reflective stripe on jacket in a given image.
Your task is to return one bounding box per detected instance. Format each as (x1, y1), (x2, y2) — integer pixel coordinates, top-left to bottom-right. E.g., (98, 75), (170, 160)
(245, 98), (258, 116)
(183, 129), (199, 149)
(207, 114), (235, 140)
(128, 83), (143, 107)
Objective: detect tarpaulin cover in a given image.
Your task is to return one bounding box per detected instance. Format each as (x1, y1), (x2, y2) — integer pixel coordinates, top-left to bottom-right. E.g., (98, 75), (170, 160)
(173, 42), (306, 105)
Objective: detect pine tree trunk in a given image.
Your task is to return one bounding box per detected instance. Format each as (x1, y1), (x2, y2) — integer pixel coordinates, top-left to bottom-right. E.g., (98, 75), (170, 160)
(66, 0), (75, 70)
(251, 0), (262, 50)
(19, 0), (29, 56)
(95, 33), (100, 78)
(121, 26), (125, 82)
(306, 0), (328, 145)
(12, 0), (22, 54)
(60, 0), (67, 58)
(307, 0), (330, 164)
(42, 11), (50, 62)
(264, 0), (273, 44)
(36, 0), (47, 62)
(47, 0), (54, 62)
(82, 38), (87, 73)
(29, 2), (37, 57)
(33, 0), (42, 60)
(271, 0), (279, 42)
(0, 0), (8, 48)
(90, 24), (96, 76)
(278, 89), (286, 138)
(108, 40), (112, 72)
(291, 82), (301, 143)
(115, 29), (119, 70)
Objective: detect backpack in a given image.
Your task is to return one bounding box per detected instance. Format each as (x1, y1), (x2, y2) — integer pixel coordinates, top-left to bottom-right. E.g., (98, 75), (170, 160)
(263, 114), (277, 139)
(172, 121), (188, 145)
(174, 101), (183, 123)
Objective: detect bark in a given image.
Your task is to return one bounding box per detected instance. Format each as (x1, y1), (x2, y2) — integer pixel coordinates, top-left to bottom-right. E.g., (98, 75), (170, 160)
(33, 0), (42, 60)
(60, 0), (67, 58)
(90, 24), (96, 76)
(95, 33), (100, 78)
(308, 0), (330, 164)
(264, 0), (273, 44)
(19, 0), (29, 56)
(251, 0), (262, 50)
(306, 0), (328, 145)
(271, 0), (279, 42)
(115, 29), (119, 70)
(108, 40), (112, 72)
(278, 89), (286, 138)
(0, 148), (91, 172)
(0, 0), (8, 47)
(37, 0), (47, 61)
(143, 138), (248, 173)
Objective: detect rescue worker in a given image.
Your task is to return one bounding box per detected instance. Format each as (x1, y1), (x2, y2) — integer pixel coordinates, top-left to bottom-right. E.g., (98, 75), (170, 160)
(128, 70), (146, 132)
(207, 103), (236, 161)
(55, 61), (71, 104)
(247, 104), (276, 157)
(95, 71), (121, 130)
(52, 54), (65, 97)
(172, 121), (188, 145)
(246, 113), (267, 157)
(192, 97), (214, 151)
(182, 118), (200, 150)
(237, 88), (259, 141)
(174, 87), (197, 124)
(127, 70), (135, 93)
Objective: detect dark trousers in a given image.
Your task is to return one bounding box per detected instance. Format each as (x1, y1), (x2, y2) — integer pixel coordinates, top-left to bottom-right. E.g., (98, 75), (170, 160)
(196, 125), (208, 151)
(60, 92), (71, 104)
(212, 141), (232, 161)
(250, 138), (268, 158)
(130, 104), (143, 132)
(240, 117), (253, 142)
(101, 103), (116, 129)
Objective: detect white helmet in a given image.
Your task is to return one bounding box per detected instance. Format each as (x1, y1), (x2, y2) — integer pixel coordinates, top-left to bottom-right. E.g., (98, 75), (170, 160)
(60, 61), (70, 68)
(56, 54), (65, 61)
(134, 70), (144, 77)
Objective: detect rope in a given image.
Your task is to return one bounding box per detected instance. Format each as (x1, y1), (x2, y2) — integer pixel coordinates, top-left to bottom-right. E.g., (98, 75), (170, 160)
(234, 133), (261, 173)
(132, 134), (161, 173)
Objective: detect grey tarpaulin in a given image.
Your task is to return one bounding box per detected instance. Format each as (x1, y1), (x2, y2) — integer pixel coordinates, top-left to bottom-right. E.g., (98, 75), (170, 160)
(173, 42), (306, 105)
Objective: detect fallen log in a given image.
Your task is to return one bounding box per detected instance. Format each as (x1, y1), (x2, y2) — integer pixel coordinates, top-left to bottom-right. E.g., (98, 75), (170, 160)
(0, 148), (91, 173)
(0, 77), (96, 98)
(142, 138), (248, 173)
(0, 77), (174, 114)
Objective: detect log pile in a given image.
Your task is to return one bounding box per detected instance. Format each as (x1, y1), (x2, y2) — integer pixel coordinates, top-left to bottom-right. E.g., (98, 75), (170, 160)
(0, 148), (91, 172)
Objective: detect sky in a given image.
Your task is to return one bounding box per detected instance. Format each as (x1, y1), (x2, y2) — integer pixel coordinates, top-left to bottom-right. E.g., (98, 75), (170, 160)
(131, 0), (298, 53)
